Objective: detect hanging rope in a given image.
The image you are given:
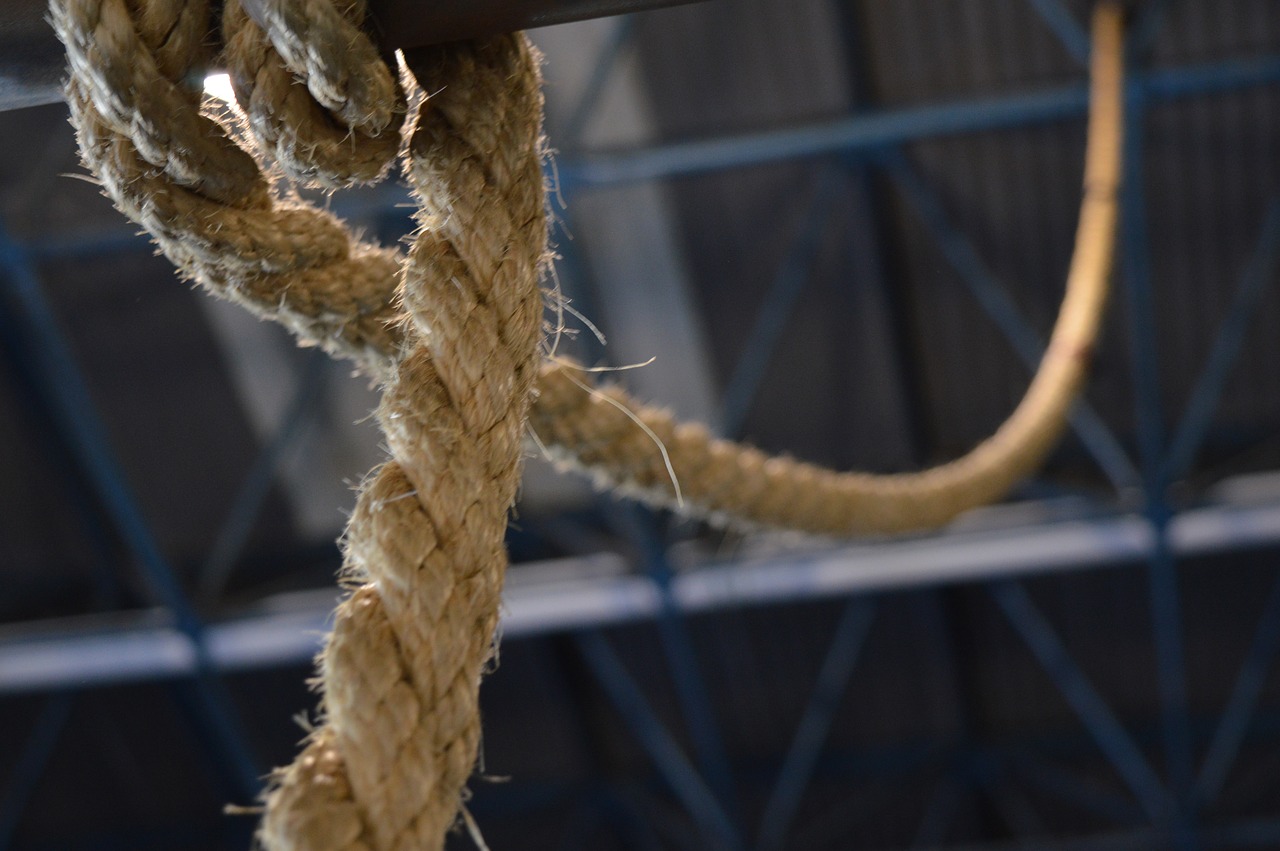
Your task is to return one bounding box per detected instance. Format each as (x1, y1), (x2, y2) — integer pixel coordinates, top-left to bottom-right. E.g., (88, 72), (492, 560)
(50, 0), (1124, 847)
(53, 0), (1125, 538)
(529, 0), (1125, 534)
(258, 35), (547, 849)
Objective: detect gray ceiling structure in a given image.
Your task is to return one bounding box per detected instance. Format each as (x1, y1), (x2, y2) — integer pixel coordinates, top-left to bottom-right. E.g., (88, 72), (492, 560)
(2, 0), (1280, 849)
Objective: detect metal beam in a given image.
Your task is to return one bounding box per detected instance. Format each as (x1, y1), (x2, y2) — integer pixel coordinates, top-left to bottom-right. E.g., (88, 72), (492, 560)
(756, 599), (877, 851)
(6, 492), (1280, 692)
(1, 0), (700, 111)
(575, 631), (743, 851)
(990, 580), (1171, 824)
(561, 57), (1280, 188)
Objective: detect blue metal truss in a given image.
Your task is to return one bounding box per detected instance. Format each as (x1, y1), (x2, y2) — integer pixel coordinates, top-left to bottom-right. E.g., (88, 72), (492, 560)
(0, 227), (263, 810)
(3, 1), (1280, 848)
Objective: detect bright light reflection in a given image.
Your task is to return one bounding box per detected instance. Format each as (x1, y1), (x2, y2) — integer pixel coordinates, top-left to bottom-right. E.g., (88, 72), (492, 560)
(203, 72), (235, 104)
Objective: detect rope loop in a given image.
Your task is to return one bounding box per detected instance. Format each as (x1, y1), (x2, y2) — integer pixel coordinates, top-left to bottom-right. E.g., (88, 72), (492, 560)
(223, 0), (407, 187)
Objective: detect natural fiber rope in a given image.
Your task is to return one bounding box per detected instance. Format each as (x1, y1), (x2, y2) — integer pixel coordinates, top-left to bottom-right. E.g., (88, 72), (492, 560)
(584, 3), (1125, 535)
(51, 0), (1122, 846)
(222, 0), (406, 186)
(53, 0), (1126, 538)
(258, 35), (547, 849)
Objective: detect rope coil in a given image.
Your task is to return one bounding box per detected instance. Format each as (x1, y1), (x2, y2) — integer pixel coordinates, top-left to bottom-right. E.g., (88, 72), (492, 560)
(50, 0), (1124, 846)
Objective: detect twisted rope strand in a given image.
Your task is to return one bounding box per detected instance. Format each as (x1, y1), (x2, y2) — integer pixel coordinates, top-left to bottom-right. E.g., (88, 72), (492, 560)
(260, 33), (547, 850)
(54, 0), (1124, 540)
(222, 0), (405, 187)
(55, 0), (263, 204)
(54, 0), (406, 374)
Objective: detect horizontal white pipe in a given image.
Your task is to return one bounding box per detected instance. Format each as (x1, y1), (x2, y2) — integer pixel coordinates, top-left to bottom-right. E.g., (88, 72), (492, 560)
(1, 498), (1279, 693)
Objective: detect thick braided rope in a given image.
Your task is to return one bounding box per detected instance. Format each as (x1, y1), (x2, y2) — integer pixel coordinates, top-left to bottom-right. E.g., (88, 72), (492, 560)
(53, 0), (1121, 540)
(259, 36), (547, 849)
(54, 0), (406, 375)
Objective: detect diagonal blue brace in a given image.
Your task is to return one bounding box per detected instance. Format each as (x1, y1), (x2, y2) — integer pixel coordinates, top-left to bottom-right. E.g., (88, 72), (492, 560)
(990, 580), (1171, 825)
(0, 225), (262, 802)
(575, 631), (744, 851)
(720, 167), (842, 438)
(1195, 571), (1280, 807)
(198, 350), (328, 602)
(1024, 0), (1092, 66)
(1163, 198), (1280, 484)
(756, 598), (876, 851)
(562, 14), (638, 149)
(0, 692), (74, 850)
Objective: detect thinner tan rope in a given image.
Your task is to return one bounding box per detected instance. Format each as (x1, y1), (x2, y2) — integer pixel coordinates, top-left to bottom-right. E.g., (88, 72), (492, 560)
(51, 0), (1123, 846)
(532, 0), (1125, 534)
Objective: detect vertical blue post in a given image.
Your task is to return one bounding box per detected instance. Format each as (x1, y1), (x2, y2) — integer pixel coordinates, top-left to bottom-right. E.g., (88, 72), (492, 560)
(1118, 72), (1197, 848)
(620, 506), (740, 827)
(0, 226), (261, 802)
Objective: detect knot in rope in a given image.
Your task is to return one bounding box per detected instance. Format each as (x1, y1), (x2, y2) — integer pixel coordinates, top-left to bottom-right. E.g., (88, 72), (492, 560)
(223, 0), (406, 186)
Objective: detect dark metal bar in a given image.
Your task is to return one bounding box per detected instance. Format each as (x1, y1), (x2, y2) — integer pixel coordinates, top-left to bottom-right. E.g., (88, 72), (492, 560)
(720, 168), (840, 438)
(367, 0), (698, 49)
(0, 693), (74, 850)
(574, 631), (743, 851)
(756, 599), (876, 851)
(1163, 199), (1280, 484)
(3, 0), (699, 111)
(1195, 572), (1280, 806)
(990, 580), (1171, 823)
(1024, 0), (1092, 66)
(0, 225), (262, 801)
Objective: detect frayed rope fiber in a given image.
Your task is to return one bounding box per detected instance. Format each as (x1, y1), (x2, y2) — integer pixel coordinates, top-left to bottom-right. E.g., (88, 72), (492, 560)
(50, 0), (1124, 847)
